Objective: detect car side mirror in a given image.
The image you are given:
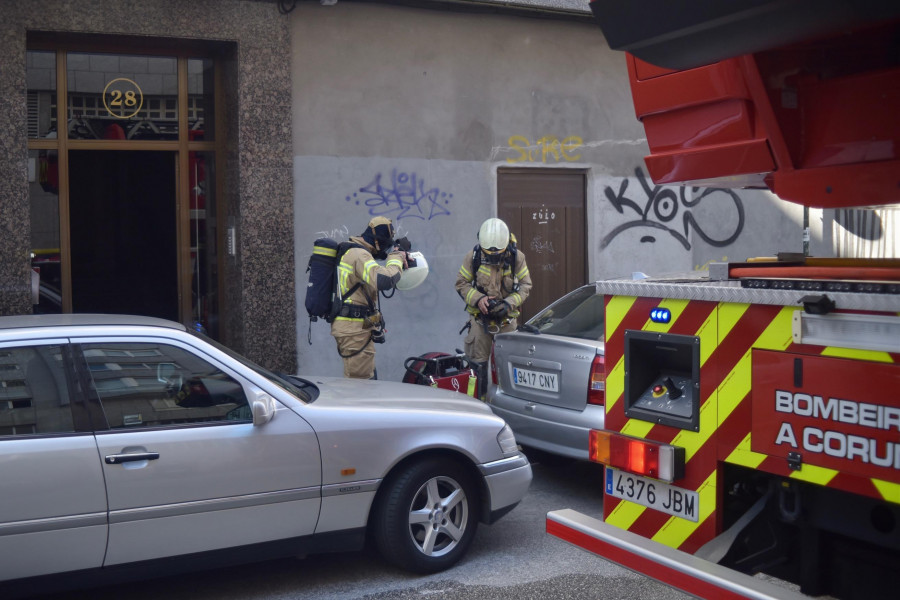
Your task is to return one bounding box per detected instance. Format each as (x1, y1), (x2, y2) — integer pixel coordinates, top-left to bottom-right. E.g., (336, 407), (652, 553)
(251, 390), (276, 426)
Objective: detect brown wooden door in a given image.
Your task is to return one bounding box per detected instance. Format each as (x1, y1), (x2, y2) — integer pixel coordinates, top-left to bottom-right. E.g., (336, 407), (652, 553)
(498, 169), (587, 324)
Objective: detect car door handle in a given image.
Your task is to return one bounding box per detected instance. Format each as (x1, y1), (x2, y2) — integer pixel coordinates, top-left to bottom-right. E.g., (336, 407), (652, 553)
(105, 452), (160, 464)
(525, 403), (536, 412)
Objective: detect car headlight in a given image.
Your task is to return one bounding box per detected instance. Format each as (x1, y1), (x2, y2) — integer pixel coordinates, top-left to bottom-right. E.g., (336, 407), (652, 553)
(497, 424), (519, 456)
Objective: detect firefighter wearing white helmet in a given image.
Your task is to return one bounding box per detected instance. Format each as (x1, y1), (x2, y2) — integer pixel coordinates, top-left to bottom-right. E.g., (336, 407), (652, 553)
(455, 218), (532, 394)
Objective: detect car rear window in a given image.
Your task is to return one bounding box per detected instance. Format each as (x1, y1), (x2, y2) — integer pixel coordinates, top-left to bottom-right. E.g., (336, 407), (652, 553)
(526, 285), (604, 340)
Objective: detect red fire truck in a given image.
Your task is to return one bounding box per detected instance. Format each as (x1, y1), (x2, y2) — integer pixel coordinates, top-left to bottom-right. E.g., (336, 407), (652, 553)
(547, 3), (900, 599)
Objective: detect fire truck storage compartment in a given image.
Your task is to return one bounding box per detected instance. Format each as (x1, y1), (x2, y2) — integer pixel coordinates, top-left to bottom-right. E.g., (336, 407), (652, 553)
(751, 350), (900, 481)
(623, 330), (700, 431)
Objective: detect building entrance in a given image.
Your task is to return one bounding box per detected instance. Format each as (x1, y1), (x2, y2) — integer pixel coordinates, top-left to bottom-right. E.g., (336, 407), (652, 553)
(69, 150), (178, 320)
(26, 40), (224, 338)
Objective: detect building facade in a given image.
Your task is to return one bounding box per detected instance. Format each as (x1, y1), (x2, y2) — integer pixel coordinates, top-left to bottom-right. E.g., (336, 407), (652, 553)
(2, 0), (295, 370)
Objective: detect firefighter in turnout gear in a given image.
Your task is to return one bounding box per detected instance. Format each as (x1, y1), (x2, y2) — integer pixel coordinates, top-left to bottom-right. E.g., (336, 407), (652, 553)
(455, 218), (532, 382)
(331, 217), (408, 379)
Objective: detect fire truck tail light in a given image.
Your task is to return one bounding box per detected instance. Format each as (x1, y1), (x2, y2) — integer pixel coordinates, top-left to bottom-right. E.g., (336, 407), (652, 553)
(588, 355), (605, 406)
(589, 430), (685, 483)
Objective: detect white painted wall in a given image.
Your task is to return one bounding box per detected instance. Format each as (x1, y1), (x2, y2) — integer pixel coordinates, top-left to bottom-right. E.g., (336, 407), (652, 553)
(290, 4), (833, 381)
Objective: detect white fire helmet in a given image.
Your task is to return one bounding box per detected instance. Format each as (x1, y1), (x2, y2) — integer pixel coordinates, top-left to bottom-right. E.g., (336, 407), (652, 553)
(478, 218), (510, 264)
(478, 218), (509, 252)
(396, 251), (429, 290)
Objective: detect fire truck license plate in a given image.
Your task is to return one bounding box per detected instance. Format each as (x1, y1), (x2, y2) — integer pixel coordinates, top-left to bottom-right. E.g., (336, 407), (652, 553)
(606, 468), (698, 522)
(512, 367), (558, 392)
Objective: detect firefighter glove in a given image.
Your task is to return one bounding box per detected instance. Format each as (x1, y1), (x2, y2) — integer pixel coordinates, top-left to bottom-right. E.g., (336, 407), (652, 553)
(490, 300), (511, 320)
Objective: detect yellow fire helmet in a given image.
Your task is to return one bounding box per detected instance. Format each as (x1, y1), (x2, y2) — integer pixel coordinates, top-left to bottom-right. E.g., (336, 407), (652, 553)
(396, 251), (429, 290)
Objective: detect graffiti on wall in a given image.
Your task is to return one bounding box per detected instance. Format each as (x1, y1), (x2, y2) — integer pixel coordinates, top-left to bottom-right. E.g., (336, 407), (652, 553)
(530, 235), (557, 273)
(600, 167), (745, 251)
(505, 135), (583, 164)
(314, 224), (350, 240)
(346, 169), (452, 221)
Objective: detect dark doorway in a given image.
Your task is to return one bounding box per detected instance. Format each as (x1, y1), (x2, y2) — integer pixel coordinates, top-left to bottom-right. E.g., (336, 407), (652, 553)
(69, 150), (178, 321)
(498, 169), (587, 324)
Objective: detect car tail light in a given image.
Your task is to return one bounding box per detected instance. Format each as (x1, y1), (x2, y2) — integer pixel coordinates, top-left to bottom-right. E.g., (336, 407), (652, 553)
(490, 342), (498, 385)
(589, 430), (684, 483)
(587, 355), (605, 405)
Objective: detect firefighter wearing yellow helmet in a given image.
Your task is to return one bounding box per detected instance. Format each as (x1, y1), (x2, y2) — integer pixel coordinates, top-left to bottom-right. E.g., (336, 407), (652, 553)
(455, 218), (532, 382)
(331, 216), (408, 379)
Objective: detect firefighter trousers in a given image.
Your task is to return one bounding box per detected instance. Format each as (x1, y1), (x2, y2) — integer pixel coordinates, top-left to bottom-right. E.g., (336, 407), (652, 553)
(463, 315), (517, 363)
(333, 329), (377, 379)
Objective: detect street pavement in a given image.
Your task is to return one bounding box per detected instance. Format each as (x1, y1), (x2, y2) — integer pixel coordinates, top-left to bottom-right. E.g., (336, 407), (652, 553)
(51, 455), (691, 600)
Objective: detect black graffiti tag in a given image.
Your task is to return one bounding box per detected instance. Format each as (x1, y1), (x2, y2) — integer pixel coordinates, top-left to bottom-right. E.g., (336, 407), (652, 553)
(600, 166), (745, 250)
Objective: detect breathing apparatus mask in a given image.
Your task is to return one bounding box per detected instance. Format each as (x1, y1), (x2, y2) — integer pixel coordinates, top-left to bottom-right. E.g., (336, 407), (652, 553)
(362, 217), (395, 260)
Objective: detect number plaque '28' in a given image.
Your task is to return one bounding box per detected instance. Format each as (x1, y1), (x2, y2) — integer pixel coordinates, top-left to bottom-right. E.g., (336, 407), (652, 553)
(103, 77), (144, 119)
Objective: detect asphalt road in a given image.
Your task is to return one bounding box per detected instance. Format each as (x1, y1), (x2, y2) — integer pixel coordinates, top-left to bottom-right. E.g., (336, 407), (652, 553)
(49, 455), (691, 600)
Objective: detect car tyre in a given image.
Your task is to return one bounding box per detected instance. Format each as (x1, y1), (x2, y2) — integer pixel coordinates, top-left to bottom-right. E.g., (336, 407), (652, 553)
(372, 458), (479, 574)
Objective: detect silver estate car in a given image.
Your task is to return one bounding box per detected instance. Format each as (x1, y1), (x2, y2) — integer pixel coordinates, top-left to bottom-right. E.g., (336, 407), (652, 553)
(0, 314), (531, 596)
(488, 284), (605, 461)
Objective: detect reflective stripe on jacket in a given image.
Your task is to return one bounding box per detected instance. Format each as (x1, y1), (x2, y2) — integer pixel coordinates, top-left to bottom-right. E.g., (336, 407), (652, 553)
(332, 237), (403, 335)
(454, 249), (532, 319)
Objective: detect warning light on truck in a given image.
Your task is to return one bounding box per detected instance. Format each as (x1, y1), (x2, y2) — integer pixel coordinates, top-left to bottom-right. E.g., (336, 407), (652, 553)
(650, 307), (671, 323)
(589, 430), (685, 483)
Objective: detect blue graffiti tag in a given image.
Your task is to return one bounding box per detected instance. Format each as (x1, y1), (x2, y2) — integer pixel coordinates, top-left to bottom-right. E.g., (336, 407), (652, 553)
(600, 166), (745, 250)
(346, 169), (452, 221)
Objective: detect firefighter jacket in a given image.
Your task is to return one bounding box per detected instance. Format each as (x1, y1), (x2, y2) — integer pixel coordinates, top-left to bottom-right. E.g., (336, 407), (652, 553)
(455, 248), (532, 321)
(330, 236), (405, 337)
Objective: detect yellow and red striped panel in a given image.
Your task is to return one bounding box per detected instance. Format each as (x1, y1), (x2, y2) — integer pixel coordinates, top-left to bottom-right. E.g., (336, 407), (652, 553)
(603, 295), (900, 553)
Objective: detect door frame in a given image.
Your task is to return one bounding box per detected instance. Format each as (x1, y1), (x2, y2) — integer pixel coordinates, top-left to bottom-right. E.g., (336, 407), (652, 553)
(26, 34), (226, 327)
(497, 167), (588, 323)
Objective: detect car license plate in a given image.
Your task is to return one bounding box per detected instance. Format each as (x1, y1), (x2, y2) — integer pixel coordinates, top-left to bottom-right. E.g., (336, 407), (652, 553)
(512, 367), (558, 392)
(605, 467), (698, 522)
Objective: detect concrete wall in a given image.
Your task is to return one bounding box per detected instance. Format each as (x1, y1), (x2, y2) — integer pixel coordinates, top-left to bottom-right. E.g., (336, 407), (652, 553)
(290, 4), (832, 382)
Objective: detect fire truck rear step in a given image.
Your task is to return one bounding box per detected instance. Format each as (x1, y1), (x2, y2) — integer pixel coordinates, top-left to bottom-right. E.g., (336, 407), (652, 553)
(548, 508), (812, 600)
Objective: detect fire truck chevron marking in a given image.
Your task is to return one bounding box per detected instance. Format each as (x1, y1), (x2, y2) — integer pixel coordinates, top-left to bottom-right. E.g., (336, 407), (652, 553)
(671, 401), (716, 461)
(872, 480), (900, 503)
(621, 418), (654, 439)
(720, 307), (796, 422)
(822, 347), (895, 363)
(606, 357), (624, 411)
(725, 433), (766, 469)
(606, 295), (637, 343)
(788, 462), (838, 487)
(607, 491), (646, 530)
(652, 470), (716, 548)
(696, 311), (718, 364)
(715, 301), (749, 345)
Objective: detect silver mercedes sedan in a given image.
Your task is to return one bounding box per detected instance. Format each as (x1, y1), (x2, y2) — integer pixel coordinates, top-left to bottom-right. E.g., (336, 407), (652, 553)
(0, 314), (531, 596)
(488, 283), (605, 461)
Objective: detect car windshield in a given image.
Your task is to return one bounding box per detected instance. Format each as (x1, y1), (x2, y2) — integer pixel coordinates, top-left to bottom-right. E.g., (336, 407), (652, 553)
(190, 330), (314, 402)
(526, 284), (604, 341)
